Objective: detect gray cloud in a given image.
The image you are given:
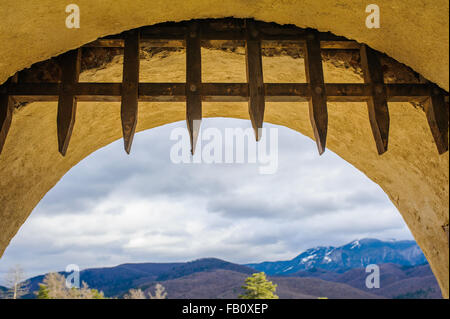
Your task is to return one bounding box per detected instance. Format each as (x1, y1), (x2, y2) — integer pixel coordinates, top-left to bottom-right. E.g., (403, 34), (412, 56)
(0, 119), (413, 282)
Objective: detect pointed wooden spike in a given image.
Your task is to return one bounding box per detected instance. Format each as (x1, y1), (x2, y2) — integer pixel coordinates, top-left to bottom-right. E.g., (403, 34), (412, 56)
(425, 88), (449, 154)
(186, 23), (202, 154)
(245, 19), (265, 141)
(188, 119), (201, 155)
(121, 30), (140, 154)
(57, 49), (81, 156)
(360, 44), (390, 155)
(0, 93), (12, 156)
(304, 32), (328, 155)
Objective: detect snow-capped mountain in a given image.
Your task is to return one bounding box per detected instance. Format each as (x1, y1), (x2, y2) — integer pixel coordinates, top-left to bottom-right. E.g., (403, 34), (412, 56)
(246, 238), (427, 275)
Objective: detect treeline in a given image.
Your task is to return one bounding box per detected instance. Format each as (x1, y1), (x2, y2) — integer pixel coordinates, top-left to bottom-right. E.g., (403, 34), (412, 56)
(36, 273), (168, 299)
(1, 265), (279, 299)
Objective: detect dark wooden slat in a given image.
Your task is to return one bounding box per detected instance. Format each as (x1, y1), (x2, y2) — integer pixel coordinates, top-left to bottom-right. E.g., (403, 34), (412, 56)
(139, 20), (359, 46)
(8, 83), (60, 99)
(186, 23), (202, 155)
(7, 82), (445, 103)
(84, 39), (125, 48)
(140, 83), (186, 102)
(76, 83), (122, 102)
(83, 21), (360, 50)
(360, 44), (390, 155)
(86, 37), (359, 50)
(83, 35), (360, 50)
(320, 41), (360, 50)
(85, 38), (185, 48)
(0, 93), (12, 155)
(265, 83), (309, 102)
(425, 86), (449, 154)
(57, 49), (81, 156)
(201, 83), (248, 102)
(245, 20), (265, 141)
(304, 32), (328, 155)
(121, 30), (140, 154)
(385, 84), (430, 102)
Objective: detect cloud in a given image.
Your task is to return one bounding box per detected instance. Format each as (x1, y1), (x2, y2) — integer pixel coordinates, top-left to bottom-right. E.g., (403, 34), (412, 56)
(0, 119), (413, 283)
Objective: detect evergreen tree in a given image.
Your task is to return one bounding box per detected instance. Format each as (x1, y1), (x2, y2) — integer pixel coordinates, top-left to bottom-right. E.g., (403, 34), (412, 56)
(239, 272), (279, 299)
(36, 284), (50, 299)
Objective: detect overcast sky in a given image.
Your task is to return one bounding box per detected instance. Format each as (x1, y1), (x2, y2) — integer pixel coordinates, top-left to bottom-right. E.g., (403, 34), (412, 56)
(0, 118), (414, 283)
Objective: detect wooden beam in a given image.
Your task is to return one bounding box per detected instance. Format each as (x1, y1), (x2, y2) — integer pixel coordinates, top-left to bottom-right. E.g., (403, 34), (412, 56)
(385, 84), (430, 102)
(425, 86), (449, 154)
(360, 44), (390, 155)
(135, 20), (360, 49)
(200, 83), (248, 102)
(121, 30), (140, 154)
(85, 37), (359, 50)
(304, 32), (328, 155)
(7, 82), (445, 103)
(186, 23), (202, 155)
(320, 41), (360, 50)
(245, 20), (265, 141)
(57, 49), (81, 156)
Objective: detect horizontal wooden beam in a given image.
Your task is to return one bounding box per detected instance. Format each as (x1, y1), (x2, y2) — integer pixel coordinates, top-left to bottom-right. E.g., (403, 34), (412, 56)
(4, 83), (442, 103)
(84, 20), (359, 50)
(85, 38), (359, 50)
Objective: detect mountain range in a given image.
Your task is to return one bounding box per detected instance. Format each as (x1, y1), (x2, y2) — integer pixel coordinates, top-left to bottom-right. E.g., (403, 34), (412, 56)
(246, 238), (427, 275)
(10, 238), (442, 299)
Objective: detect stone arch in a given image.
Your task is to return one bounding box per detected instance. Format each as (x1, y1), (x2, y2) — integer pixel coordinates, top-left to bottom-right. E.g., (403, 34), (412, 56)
(0, 2), (448, 297)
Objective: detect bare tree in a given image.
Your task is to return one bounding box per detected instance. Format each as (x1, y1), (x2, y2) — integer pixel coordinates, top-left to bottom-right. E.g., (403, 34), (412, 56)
(149, 283), (167, 299)
(3, 265), (29, 299)
(123, 288), (147, 299)
(123, 284), (167, 299)
(36, 272), (105, 299)
(39, 273), (68, 299)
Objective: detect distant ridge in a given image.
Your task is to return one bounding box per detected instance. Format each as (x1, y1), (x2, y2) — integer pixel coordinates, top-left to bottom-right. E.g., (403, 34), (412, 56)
(17, 239), (439, 299)
(246, 238), (427, 275)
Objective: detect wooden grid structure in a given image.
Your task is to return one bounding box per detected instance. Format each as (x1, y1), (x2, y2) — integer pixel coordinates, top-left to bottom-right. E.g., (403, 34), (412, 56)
(0, 19), (448, 157)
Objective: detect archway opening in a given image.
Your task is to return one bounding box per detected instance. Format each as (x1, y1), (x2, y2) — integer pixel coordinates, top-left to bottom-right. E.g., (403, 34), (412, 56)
(1, 119), (441, 298)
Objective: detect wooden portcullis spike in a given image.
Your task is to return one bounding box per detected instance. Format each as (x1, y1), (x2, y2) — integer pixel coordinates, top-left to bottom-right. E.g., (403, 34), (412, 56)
(57, 49), (81, 156)
(304, 32), (328, 155)
(121, 29), (140, 154)
(0, 92), (12, 156)
(425, 86), (449, 154)
(360, 44), (390, 155)
(245, 19), (265, 141)
(186, 22), (202, 155)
